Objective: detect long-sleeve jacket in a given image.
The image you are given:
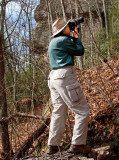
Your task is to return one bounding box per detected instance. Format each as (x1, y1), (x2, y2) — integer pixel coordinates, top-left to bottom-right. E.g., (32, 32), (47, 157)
(48, 35), (84, 69)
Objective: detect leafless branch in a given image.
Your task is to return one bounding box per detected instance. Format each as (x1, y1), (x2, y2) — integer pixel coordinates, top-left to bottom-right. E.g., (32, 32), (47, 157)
(0, 113), (47, 124)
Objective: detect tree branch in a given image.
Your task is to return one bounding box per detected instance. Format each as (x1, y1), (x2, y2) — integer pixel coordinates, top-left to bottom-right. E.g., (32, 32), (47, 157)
(0, 113), (47, 124)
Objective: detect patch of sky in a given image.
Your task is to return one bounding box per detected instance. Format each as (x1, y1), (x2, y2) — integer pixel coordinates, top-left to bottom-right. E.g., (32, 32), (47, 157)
(6, 1), (37, 27)
(4, 0), (40, 61)
(6, 2), (21, 21)
(5, 1), (38, 46)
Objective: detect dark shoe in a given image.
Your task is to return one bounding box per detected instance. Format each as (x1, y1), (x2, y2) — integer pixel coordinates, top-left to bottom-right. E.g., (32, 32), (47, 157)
(47, 145), (60, 155)
(68, 144), (91, 154)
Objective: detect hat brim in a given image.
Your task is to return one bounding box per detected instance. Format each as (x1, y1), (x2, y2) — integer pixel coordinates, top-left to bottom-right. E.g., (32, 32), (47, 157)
(51, 20), (70, 37)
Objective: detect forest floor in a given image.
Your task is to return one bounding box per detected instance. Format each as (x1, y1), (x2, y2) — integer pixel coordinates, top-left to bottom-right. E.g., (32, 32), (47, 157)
(0, 60), (119, 160)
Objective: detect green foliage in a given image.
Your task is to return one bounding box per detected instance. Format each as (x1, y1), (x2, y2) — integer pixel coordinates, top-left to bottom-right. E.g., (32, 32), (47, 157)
(108, 0), (119, 53)
(6, 71), (12, 83)
(91, 0), (119, 61)
(5, 55), (50, 113)
(111, 128), (119, 149)
(102, 121), (119, 152)
(116, 121), (119, 125)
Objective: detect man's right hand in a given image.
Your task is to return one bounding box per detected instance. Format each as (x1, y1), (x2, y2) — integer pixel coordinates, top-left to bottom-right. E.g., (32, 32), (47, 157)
(71, 26), (79, 38)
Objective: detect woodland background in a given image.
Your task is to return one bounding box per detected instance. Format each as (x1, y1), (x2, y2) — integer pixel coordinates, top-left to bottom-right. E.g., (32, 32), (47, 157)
(0, 0), (119, 159)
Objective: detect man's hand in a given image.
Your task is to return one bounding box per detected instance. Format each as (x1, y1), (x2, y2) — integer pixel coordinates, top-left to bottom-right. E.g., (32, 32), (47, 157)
(71, 26), (79, 38)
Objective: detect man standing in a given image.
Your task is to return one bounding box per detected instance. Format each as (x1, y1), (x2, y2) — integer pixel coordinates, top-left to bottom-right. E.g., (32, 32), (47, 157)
(47, 18), (90, 155)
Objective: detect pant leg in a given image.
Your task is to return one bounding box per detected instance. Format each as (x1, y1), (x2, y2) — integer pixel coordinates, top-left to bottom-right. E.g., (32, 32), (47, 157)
(71, 107), (89, 145)
(48, 79), (67, 146)
(51, 67), (89, 145)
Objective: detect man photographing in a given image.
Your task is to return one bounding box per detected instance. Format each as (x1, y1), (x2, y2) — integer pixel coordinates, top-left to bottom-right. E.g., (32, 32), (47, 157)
(47, 18), (90, 155)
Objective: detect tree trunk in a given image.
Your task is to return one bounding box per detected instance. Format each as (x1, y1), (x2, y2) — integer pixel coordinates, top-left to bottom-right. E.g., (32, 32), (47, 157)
(102, 0), (111, 59)
(75, 0), (83, 70)
(46, 0), (52, 40)
(68, 0), (73, 19)
(0, 33), (11, 160)
(0, 1), (11, 159)
(48, 1), (53, 25)
(95, 0), (103, 28)
(88, 2), (94, 66)
(60, 0), (67, 21)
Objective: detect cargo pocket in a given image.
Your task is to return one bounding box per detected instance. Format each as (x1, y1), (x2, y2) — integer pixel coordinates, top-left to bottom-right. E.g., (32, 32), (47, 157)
(66, 82), (81, 102)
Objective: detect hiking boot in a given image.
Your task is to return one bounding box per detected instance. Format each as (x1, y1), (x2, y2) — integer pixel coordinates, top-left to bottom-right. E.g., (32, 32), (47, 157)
(68, 144), (91, 154)
(47, 145), (60, 155)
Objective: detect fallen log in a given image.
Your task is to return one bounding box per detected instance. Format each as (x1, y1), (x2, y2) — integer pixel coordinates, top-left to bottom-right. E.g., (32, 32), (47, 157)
(12, 117), (50, 160)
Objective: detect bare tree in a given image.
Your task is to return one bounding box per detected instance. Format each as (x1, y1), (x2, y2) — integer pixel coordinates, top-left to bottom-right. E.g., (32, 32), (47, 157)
(0, 0), (11, 159)
(102, 0), (111, 59)
(46, 0), (52, 39)
(60, 0), (67, 20)
(88, 1), (94, 66)
(75, 0), (84, 70)
(68, 0), (73, 19)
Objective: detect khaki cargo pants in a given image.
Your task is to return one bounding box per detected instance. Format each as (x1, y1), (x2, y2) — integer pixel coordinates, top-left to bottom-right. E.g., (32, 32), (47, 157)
(48, 66), (89, 146)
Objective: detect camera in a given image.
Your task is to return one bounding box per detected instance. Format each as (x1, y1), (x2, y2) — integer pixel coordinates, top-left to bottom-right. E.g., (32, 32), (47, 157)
(68, 17), (84, 31)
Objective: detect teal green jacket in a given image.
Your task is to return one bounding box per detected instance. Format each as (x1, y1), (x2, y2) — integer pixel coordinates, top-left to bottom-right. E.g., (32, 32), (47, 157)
(48, 35), (84, 69)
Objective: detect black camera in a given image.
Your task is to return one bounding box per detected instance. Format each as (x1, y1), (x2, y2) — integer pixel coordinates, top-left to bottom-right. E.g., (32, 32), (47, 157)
(68, 17), (84, 31)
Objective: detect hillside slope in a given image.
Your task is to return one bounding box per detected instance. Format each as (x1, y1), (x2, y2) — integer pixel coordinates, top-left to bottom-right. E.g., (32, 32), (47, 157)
(76, 60), (118, 117)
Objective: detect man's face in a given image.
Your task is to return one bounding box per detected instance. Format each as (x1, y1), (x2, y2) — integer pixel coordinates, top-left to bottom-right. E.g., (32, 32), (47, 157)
(62, 25), (70, 36)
